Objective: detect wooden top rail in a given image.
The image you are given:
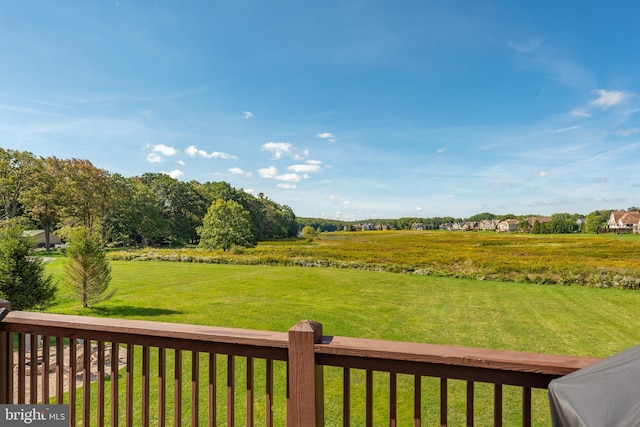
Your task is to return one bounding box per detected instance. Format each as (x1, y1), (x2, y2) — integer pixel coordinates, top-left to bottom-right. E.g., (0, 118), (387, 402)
(0, 311), (289, 360)
(315, 335), (600, 389)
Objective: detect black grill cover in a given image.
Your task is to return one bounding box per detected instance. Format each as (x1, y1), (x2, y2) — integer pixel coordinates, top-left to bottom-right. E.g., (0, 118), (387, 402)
(548, 345), (640, 426)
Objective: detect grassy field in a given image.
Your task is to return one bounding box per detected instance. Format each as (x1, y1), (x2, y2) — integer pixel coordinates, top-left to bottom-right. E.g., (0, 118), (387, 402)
(110, 230), (640, 287)
(41, 246), (640, 426)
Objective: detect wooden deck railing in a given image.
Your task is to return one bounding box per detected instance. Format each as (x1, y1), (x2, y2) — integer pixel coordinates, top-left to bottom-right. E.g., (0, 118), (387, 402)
(0, 302), (599, 426)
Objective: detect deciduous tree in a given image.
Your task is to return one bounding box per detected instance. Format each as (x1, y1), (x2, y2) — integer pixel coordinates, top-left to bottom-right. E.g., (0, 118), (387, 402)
(198, 199), (255, 251)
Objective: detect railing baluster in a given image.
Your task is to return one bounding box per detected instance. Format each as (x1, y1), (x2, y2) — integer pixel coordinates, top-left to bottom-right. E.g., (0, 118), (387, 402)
(56, 337), (64, 404)
(111, 342), (119, 427)
(142, 345), (150, 427)
(175, 349), (182, 427)
(209, 353), (216, 427)
(366, 370), (373, 427)
(247, 357), (254, 427)
(29, 334), (37, 404)
(0, 330), (10, 403)
(126, 344), (134, 427)
(390, 372), (397, 427)
(343, 368), (350, 427)
(414, 375), (421, 427)
(265, 359), (272, 427)
(70, 339), (77, 426)
(227, 355), (235, 427)
(97, 341), (105, 427)
(466, 380), (474, 427)
(494, 384), (503, 427)
(83, 339), (92, 425)
(159, 347), (166, 427)
(192, 351), (199, 427)
(522, 387), (532, 427)
(42, 336), (50, 404)
(440, 378), (447, 427)
(18, 333), (25, 404)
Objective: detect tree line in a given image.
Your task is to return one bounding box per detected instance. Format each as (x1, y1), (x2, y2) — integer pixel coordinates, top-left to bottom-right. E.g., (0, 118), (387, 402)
(0, 148), (298, 250)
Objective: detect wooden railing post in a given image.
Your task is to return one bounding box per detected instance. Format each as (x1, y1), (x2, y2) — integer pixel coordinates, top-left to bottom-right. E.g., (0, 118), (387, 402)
(0, 299), (10, 404)
(287, 320), (324, 427)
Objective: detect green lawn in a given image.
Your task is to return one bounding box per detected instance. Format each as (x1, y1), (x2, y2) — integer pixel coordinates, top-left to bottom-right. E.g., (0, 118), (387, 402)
(41, 258), (640, 425)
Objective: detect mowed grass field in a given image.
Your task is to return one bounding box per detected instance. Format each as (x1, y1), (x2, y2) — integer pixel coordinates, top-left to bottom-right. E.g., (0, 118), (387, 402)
(39, 231), (640, 425)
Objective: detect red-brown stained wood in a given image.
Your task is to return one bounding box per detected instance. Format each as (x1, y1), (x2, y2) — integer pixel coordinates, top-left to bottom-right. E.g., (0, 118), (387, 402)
(466, 380), (474, 427)
(365, 370), (373, 427)
(126, 345), (134, 427)
(192, 351), (199, 427)
(494, 383), (503, 427)
(42, 336), (50, 404)
(30, 334), (37, 404)
(18, 334), (25, 404)
(174, 349), (182, 427)
(227, 355), (235, 426)
(522, 387), (532, 427)
(440, 378), (447, 427)
(247, 357), (254, 427)
(158, 347), (166, 427)
(56, 338), (64, 405)
(266, 359), (273, 427)
(414, 375), (421, 427)
(390, 372), (397, 427)
(97, 341), (105, 427)
(111, 342), (119, 427)
(70, 340), (77, 426)
(142, 345), (150, 427)
(83, 339), (91, 423)
(208, 353), (216, 427)
(287, 320), (324, 427)
(0, 332), (8, 405)
(343, 368), (350, 427)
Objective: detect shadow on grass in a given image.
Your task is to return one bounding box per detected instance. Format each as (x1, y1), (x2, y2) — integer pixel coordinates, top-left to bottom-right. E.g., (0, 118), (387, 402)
(88, 305), (184, 318)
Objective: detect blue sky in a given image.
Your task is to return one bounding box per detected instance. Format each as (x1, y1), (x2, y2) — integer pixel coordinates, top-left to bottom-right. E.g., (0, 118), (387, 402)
(2, 1), (640, 220)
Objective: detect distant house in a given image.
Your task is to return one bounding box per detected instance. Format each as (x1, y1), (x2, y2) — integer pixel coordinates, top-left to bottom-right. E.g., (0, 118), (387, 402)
(477, 219), (500, 231)
(527, 216), (551, 228)
(496, 219), (520, 233)
(22, 230), (63, 247)
(608, 211), (640, 233)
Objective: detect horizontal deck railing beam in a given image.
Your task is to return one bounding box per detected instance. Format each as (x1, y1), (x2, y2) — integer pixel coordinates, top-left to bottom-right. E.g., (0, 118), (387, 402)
(315, 335), (598, 388)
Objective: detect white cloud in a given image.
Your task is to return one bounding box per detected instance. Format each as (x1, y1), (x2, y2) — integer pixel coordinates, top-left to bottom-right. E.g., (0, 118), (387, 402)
(571, 108), (591, 118)
(229, 167), (252, 177)
(177, 160), (186, 166)
(186, 145), (236, 159)
(288, 162), (323, 173)
(244, 111), (253, 119)
(259, 166), (301, 183)
(167, 169), (184, 179)
(416, 206), (423, 212)
(317, 132), (336, 142)
(277, 183), (296, 189)
(153, 144), (177, 156)
(258, 166), (278, 178)
(146, 153), (163, 163)
(590, 89), (629, 109)
(262, 142), (292, 159)
(535, 170), (550, 178)
(276, 173), (301, 182)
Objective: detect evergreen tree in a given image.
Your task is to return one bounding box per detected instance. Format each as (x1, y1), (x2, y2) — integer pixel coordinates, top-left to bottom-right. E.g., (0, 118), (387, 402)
(65, 227), (114, 308)
(0, 224), (57, 310)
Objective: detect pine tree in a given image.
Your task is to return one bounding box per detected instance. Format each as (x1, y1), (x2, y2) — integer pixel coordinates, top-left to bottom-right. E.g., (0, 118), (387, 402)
(0, 224), (57, 310)
(65, 227), (114, 308)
